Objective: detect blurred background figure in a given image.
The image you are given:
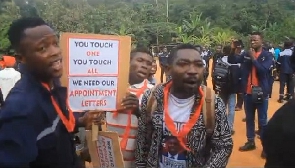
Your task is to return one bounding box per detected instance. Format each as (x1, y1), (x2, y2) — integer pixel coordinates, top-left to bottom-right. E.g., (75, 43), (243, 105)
(0, 55), (21, 101)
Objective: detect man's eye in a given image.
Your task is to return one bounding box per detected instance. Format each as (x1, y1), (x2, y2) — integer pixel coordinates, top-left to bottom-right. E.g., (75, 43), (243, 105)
(196, 63), (204, 67)
(38, 46), (46, 52)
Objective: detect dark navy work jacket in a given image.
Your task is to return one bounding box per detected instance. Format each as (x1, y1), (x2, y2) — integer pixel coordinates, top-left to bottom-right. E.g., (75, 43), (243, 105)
(277, 49), (294, 74)
(225, 55), (242, 94)
(0, 67), (83, 168)
(228, 50), (274, 97)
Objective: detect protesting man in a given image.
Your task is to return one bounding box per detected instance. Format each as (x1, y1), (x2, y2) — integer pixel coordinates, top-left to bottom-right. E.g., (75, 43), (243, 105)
(106, 47), (154, 168)
(136, 44), (233, 168)
(230, 32), (273, 158)
(159, 47), (169, 83)
(0, 17), (134, 168)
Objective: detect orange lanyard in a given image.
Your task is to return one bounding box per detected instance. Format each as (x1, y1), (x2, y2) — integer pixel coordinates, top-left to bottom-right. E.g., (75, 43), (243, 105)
(163, 81), (204, 151)
(113, 80), (148, 150)
(128, 80), (148, 98)
(41, 83), (76, 132)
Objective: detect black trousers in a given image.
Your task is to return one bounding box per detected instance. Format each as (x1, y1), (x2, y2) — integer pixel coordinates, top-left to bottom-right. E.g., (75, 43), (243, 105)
(279, 73), (294, 96)
(236, 93), (244, 109)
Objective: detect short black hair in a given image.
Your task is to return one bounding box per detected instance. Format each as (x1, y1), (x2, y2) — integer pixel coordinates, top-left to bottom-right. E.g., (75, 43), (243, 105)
(284, 41), (293, 49)
(238, 39), (244, 48)
(130, 47), (153, 60)
(167, 43), (200, 65)
(251, 31), (264, 39)
(8, 17), (47, 50)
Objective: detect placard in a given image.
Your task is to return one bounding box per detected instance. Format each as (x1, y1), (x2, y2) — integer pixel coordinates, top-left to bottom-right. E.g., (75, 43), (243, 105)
(86, 130), (124, 168)
(60, 33), (131, 111)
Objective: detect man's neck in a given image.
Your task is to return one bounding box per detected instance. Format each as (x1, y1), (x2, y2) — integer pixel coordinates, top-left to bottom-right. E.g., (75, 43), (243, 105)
(254, 47), (262, 52)
(170, 85), (195, 99)
(40, 78), (54, 89)
(129, 77), (144, 86)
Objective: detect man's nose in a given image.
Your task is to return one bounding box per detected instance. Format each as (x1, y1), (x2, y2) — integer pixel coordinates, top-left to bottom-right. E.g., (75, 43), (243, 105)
(50, 45), (61, 56)
(187, 64), (198, 74)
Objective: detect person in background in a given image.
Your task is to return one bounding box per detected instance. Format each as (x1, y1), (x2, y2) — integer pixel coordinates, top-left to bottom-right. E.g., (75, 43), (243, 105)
(202, 46), (212, 86)
(0, 56), (21, 101)
(277, 41), (294, 102)
(159, 47), (169, 83)
(148, 56), (157, 85)
(274, 45), (281, 61)
(106, 47), (154, 168)
(268, 43), (275, 55)
(0, 17), (110, 168)
(211, 45), (223, 73)
(234, 40), (245, 111)
(230, 32), (273, 158)
(0, 58), (4, 70)
(211, 45), (223, 87)
(219, 45), (242, 135)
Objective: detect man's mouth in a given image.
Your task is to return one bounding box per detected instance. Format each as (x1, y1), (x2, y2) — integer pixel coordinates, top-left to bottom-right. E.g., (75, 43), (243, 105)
(137, 71), (147, 77)
(183, 79), (198, 87)
(50, 58), (62, 71)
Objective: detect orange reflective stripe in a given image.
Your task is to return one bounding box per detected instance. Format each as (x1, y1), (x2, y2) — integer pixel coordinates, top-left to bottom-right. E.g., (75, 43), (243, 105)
(41, 83), (75, 132)
(112, 80), (148, 150)
(163, 81), (204, 151)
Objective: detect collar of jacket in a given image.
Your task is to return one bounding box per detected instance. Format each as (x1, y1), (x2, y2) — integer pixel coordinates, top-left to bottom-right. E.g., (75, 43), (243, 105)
(19, 63), (66, 96)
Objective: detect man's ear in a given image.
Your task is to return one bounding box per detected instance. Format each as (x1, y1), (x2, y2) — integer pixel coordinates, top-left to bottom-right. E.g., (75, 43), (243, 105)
(15, 54), (26, 64)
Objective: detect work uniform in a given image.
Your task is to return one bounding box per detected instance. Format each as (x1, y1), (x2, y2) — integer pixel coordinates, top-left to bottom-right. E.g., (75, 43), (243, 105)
(277, 49), (294, 100)
(0, 66), (84, 168)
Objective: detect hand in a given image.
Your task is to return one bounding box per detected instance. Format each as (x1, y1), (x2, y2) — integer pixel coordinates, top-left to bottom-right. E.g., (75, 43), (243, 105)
(248, 48), (256, 60)
(121, 92), (139, 110)
(79, 111), (105, 130)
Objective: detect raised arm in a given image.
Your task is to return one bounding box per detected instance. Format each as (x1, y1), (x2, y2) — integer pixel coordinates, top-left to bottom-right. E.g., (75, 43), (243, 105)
(135, 89), (152, 167)
(252, 52), (273, 75)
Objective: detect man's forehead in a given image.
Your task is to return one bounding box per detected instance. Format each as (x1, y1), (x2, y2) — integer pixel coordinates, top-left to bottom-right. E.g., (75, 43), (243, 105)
(23, 25), (55, 40)
(251, 35), (261, 39)
(177, 49), (200, 56)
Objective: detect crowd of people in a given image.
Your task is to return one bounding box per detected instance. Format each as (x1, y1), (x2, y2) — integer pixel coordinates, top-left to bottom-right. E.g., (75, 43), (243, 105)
(0, 16), (295, 168)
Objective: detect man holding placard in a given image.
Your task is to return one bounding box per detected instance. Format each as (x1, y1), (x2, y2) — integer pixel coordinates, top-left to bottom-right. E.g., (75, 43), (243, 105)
(0, 17), (103, 168)
(106, 47), (154, 168)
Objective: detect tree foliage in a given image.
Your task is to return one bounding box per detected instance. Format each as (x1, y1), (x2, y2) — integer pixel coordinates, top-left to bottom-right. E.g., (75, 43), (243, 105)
(1, 0), (295, 53)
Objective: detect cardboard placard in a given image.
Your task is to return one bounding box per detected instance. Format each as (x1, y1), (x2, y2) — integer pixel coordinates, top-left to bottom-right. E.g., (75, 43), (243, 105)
(60, 33), (131, 111)
(86, 127), (124, 168)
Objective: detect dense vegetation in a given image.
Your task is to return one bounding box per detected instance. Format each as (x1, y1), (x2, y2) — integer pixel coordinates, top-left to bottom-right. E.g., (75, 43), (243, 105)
(1, 0), (295, 53)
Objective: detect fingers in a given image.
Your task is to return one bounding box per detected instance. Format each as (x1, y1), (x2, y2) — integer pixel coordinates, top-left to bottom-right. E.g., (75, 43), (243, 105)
(121, 94), (139, 109)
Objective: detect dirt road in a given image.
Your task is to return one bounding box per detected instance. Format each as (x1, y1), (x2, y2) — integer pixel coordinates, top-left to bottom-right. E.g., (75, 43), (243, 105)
(154, 59), (282, 167)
